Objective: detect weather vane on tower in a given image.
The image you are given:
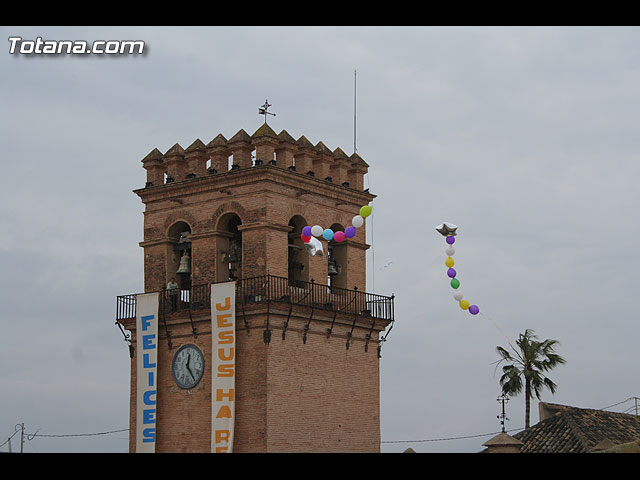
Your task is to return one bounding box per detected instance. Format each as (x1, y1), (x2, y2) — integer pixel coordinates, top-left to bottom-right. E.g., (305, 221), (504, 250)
(258, 99), (276, 124)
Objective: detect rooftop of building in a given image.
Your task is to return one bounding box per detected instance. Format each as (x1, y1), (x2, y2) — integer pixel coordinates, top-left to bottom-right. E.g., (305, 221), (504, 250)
(483, 402), (640, 453)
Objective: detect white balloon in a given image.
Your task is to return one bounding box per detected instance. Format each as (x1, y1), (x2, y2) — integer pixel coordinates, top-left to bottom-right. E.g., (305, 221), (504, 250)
(352, 215), (364, 228)
(445, 246), (455, 256)
(311, 225), (324, 237)
(453, 291), (464, 301)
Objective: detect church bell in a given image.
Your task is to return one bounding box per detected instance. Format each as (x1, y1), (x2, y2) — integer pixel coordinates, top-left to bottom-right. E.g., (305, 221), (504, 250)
(328, 258), (339, 276)
(176, 250), (191, 274)
(226, 249), (239, 264)
(225, 240), (241, 264)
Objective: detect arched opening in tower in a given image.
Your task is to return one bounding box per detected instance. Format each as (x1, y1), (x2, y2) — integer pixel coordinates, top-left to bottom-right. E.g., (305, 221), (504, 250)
(328, 223), (347, 291)
(288, 215), (309, 287)
(217, 213), (243, 282)
(167, 221), (192, 291)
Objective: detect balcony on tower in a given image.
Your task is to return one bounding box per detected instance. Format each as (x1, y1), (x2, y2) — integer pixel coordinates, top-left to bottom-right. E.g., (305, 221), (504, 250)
(116, 275), (394, 354)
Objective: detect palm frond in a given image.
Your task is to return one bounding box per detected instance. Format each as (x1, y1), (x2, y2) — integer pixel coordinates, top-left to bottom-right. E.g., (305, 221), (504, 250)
(495, 346), (514, 361)
(542, 376), (558, 395)
(499, 364), (523, 396)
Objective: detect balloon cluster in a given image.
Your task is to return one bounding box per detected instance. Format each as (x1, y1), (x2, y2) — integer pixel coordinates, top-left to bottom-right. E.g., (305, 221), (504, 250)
(301, 205), (372, 245)
(438, 224), (479, 315)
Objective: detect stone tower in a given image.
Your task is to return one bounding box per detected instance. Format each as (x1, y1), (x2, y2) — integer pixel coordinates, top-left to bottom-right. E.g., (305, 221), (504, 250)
(115, 122), (395, 453)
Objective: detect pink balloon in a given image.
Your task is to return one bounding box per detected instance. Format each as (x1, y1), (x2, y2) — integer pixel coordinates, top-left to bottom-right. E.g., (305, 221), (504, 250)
(334, 231), (346, 242)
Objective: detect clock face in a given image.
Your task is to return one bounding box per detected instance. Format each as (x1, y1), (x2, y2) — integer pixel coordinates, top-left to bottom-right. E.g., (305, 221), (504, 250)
(172, 344), (205, 389)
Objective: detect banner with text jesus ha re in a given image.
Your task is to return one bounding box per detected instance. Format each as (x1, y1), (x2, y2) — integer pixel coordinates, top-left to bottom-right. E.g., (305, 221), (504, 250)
(135, 292), (159, 453)
(210, 281), (236, 453)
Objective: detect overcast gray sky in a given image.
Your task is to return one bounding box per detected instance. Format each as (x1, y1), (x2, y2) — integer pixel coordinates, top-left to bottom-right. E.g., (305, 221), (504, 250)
(1, 26), (639, 453)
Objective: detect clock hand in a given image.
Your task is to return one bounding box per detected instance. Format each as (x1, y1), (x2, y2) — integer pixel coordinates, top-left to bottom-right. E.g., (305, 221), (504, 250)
(186, 354), (195, 380)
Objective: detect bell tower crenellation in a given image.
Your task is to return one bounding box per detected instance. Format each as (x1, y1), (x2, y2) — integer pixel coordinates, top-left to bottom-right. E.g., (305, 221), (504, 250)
(141, 125), (369, 190)
(206, 133), (231, 174)
(184, 138), (208, 178)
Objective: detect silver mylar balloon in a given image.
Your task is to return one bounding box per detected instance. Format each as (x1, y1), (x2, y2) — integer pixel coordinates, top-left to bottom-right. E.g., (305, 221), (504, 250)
(304, 236), (324, 257)
(436, 223), (458, 237)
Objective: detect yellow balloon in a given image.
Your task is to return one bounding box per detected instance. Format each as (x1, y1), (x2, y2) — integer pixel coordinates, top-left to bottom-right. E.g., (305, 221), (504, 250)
(360, 205), (372, 218)
(460, 300), (470, 310)
(445, 256), (454, 268)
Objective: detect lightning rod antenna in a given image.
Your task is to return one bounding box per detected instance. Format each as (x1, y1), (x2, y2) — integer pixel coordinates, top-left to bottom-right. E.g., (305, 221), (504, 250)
(353, 69), (357, 154)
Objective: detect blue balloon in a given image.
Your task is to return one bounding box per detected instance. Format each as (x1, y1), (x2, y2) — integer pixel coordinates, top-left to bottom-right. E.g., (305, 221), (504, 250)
(322, 229), (334, 241)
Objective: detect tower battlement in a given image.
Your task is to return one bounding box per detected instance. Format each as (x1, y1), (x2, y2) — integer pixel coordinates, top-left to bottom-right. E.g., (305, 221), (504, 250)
(141, 125), (369, 191)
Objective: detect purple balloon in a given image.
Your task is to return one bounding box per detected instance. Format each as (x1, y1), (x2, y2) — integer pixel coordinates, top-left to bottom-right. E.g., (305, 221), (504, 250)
(446, 236), (455, 245)
(447, 268), (457, 278)
(302, 226), (312, 237)
(469, 305), (479, 315)
(345, 226), (357, 238)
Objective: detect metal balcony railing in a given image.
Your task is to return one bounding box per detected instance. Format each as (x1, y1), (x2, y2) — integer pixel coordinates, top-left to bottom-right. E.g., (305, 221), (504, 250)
(116, 274), (394, 323)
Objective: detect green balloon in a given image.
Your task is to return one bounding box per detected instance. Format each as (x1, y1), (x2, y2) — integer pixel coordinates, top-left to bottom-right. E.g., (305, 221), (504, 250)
(360, 205), (372, 218)
(450, 278), (460, 289)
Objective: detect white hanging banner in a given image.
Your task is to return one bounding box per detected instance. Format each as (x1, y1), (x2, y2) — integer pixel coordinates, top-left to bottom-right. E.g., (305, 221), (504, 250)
(211, 281), (236, 453)
(135, 292), (159, 453)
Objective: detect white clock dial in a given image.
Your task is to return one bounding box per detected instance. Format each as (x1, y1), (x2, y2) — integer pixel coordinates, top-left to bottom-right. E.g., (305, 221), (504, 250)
(172, 344), (205, 389)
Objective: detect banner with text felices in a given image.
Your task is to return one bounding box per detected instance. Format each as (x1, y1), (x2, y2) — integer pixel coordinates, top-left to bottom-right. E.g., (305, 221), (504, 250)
(210, 281), (236, 453)
(135, 292), (159, 453)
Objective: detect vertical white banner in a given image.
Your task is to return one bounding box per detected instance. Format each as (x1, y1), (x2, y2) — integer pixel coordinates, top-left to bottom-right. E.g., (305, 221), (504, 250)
(211, 282), (236, 453)
(135, 292), (159, 453)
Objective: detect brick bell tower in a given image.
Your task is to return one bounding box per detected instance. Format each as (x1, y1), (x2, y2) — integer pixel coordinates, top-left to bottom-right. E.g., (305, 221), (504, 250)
(115, 116), (395, 453)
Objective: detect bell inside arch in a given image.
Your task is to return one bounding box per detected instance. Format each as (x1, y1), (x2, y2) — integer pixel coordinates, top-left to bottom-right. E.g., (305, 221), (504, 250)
(176, 250), (191, 274)
(328, 257), (339, 276)
(227, 249), (239, 264)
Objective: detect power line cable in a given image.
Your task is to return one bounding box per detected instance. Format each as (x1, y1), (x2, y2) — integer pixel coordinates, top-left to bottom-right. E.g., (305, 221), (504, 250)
(0, 427), (21, 449)
(26, 428), (129, 438)
(2, 425), (129, 449)
(599, 396), (637, 411)
(381, 427), (524, 444)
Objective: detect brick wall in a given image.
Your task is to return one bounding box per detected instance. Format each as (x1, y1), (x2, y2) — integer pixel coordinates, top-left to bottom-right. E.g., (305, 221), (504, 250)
(125, 305), (387, 453)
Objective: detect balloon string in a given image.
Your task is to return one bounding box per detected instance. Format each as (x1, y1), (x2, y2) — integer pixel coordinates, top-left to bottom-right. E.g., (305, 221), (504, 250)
(367, 173), (375, 293)
(479, 311), (515, 350)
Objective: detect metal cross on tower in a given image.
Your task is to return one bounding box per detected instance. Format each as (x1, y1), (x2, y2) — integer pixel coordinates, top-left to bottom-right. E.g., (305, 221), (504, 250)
(258, 99), (276, 124)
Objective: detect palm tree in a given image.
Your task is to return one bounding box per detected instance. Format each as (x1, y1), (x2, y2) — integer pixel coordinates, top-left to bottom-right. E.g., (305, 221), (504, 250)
(495, 329), (566, 428)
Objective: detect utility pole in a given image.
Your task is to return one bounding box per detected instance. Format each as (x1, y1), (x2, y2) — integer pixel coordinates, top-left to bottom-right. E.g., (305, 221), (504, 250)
(497, 394), (509, 433)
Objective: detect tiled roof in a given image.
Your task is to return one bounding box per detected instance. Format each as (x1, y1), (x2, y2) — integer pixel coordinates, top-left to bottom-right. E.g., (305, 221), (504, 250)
(512, 403), (640, 453)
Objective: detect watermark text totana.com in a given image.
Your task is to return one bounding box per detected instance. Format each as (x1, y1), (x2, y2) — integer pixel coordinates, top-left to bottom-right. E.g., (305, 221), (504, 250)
(8, 36), (145, 55)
